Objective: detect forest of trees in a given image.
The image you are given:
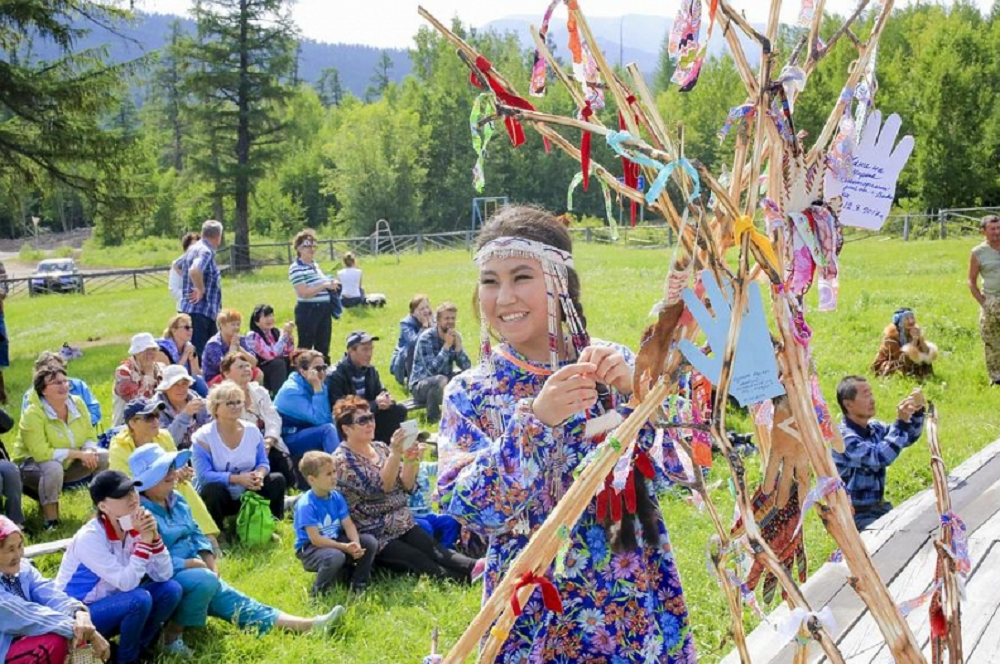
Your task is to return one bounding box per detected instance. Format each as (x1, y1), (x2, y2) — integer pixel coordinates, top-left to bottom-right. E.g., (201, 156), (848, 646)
(2, 0), (999, 261)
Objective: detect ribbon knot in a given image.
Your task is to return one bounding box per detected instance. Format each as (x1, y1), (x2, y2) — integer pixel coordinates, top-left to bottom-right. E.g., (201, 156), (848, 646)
(511, 571), (563, 616)
(734, 215), (779, 272)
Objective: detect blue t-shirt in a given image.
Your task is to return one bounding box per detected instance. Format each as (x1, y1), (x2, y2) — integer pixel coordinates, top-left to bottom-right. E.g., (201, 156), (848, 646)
(293, 489), (350, 551)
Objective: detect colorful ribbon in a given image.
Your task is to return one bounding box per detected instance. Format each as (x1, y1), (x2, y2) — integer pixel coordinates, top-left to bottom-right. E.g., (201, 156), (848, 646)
(668, 0), (718, 91)
(899, 580), (943, 617)
(468, 55), (535, 148)
(734, 215), (779, 271)
(511, 571), (563, 616)
(528, 0), (561, 97)
(718, 103), (756, 142)
(606, 130), (701, 207)
(566, 168), (618, 241)
(470, 93), (496, 193)
(941, 511), (971, 575)
(794, 477), (845, 537)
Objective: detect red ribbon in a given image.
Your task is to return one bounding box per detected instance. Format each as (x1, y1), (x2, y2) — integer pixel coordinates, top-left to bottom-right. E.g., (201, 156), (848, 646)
(596, 450), (656, 522)
(469, 55), (536, 148)
(511, 572), (563, 616)
(618, 105), (641, 226)
(580, 103), (593, 191)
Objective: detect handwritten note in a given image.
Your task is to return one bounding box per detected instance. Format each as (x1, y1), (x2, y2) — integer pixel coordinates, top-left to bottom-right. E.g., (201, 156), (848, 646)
(825, 111), (914, 231)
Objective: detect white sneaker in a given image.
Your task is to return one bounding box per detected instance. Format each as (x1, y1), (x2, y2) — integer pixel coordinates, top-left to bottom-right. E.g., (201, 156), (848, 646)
(312, 605), (346, 633)
(163, 637), (195, 658)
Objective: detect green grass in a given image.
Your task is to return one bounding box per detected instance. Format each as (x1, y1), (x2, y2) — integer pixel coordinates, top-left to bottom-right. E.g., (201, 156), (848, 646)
(12, 236), (999, 663)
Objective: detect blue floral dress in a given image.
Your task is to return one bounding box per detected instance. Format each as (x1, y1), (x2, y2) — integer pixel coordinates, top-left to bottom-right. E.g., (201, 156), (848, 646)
(438, 342), (696, 664)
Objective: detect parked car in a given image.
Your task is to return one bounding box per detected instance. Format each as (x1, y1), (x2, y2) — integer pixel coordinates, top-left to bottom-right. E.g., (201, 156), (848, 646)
(29, 258), (84, 296)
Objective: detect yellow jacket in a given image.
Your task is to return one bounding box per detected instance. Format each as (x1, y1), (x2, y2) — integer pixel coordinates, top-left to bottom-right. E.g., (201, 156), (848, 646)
(13, 393), (95, 465)
(109, 427), (220, 537)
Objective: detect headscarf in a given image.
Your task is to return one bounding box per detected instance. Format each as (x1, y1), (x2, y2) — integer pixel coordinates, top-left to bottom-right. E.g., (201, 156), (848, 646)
(892, 308), (915, 345)
(0, 516), (21, 542)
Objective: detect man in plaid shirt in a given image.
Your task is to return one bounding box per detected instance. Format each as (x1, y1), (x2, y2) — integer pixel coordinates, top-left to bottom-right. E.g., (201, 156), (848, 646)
(833, 376), (925, 531)
(180, 220), (224, 355)
(409, 302), (471, 423)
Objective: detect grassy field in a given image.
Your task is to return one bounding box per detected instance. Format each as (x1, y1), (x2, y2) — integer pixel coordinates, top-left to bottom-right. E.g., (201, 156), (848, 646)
(11, 234), (997, 663)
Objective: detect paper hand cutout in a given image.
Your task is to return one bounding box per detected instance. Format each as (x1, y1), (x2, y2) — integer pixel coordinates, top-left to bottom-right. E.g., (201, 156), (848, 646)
(762, 397), (810, 509)
(825, 110), (914, 231)
(679, 270), (786, 407)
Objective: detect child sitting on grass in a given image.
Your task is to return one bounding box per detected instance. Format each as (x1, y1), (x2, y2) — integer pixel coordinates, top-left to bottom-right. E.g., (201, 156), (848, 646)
(294, 451), (377, 595)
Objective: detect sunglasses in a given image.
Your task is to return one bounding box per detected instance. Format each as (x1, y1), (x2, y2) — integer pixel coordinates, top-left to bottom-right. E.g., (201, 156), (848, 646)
(224, 400), (243, 409)
(351, 414), (376, 426)
(299, 241), (317, 248)
(176, 325), (192, 330)
(311, 365), (329, 373)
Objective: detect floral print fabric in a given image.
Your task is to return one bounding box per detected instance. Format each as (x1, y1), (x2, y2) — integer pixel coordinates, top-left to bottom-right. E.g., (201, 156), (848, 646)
(438, 341), (696, 663)
(333, 441), (415, 553)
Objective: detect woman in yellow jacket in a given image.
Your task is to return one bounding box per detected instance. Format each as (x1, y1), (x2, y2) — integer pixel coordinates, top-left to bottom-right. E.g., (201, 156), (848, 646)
(109, 397), (221, 546)
(13, 366), (109, 530)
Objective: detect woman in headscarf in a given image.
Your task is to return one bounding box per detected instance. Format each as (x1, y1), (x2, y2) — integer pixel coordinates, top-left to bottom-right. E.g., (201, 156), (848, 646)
(871, 307), (938, 378)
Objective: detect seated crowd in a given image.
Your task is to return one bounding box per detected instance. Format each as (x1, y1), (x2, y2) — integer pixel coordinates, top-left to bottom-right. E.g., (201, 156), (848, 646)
(0, 295), (481, 664)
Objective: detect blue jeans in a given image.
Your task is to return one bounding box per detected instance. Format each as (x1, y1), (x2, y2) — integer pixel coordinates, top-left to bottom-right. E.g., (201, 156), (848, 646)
(172, 568), (279, 634)
(284, 424), (340, 458)
(415, 513), (461, 550)
(88, 580), (182, 664)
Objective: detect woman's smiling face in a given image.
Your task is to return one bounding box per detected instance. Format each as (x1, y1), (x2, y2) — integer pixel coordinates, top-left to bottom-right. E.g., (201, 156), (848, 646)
(478, 256), (550, 362)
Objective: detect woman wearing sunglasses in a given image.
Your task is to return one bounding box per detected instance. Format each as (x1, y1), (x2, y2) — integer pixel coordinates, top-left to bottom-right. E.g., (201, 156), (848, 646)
(191, 381), (286, 534)
(289, 229), (341, 363)
(332, 396), (477, 581)
(154, 314), (208, 397)
(274, 350), (341, 489)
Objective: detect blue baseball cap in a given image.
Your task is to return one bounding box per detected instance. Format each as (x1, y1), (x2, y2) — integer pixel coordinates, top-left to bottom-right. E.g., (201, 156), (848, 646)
(123, 397), (166, 423)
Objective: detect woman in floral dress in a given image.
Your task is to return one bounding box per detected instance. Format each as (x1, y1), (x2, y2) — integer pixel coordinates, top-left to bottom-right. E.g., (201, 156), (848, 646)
(437, 206), (695, 663)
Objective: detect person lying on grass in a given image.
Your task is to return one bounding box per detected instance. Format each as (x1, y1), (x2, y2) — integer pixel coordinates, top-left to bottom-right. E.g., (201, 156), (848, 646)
(130, 445), (345, 649)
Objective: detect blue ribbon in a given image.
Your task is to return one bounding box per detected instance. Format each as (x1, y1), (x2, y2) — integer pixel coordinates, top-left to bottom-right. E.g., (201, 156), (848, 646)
(605, 131), (701, 206)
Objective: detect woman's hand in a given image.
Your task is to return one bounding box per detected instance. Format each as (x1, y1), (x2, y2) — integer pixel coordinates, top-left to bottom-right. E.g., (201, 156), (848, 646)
(282, 322), (295, 337)
(264, 436), (277, 451)
(70, 449), (100, 470)
(578, 346), (633, 396)
(176, 465), (195, 483)
(532, 362), (598, 427)
(184, 558), (208, 569)
(136, 510), (159, 544)
(184, 398), (204, 416)
(307, 368), (324, 392)
(389, 427), (406, 456)
(72, 609), (97, 647)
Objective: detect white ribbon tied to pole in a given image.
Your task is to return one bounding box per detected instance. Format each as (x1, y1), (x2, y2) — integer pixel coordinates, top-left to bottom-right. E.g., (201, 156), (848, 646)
(775, 606), (837, 645)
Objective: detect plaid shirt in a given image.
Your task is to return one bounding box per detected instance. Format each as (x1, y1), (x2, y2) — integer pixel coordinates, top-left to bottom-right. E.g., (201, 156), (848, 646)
(180, 239), (221, 320)
(833, 412), (925, 508)
(408, 327), (471, 390)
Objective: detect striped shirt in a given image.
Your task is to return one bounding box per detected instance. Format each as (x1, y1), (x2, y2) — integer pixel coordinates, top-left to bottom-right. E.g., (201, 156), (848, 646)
(288, 258), (331, 303)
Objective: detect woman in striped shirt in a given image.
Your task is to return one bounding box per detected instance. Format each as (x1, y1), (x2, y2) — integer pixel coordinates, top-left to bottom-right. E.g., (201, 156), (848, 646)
(288, 230), (340, 363)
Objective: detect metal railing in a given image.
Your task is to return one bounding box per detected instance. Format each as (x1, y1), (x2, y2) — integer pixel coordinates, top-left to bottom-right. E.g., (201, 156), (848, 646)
(2, 266), (171, 301)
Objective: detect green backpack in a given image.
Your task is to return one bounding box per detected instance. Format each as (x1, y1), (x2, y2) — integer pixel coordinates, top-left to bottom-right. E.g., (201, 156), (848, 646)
(236, 490), (274, 546)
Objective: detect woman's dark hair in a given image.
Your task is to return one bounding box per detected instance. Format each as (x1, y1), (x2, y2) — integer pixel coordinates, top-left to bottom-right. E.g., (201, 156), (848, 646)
(181, 232), (200, 251)
(477, 207), (657, 550)
(33, 366), (68, 398)
(474, 205), (586, 331)
(250, 304), (278, 342)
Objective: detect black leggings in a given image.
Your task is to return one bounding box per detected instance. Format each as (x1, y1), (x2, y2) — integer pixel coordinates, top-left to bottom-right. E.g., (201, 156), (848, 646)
(199, 473), (286, 529)
(376, 525), (476, 582)
(295, 300), (332, 363)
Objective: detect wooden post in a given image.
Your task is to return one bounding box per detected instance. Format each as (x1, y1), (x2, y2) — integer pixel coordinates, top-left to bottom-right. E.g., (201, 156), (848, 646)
(903, 215), (910, 241)
(939, 211), (947, 239)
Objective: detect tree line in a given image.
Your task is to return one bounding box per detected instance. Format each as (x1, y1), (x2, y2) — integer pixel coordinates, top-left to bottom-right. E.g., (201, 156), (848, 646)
(1, 0), (998, 266)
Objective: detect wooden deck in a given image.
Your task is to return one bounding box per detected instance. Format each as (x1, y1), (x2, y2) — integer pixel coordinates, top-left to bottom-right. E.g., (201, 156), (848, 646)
(722, 438), (1000, 664)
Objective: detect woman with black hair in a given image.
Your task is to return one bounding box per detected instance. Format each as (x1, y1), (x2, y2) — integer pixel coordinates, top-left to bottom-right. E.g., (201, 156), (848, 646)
(437, 206), (695, 663)
(245, 304), (294, 394)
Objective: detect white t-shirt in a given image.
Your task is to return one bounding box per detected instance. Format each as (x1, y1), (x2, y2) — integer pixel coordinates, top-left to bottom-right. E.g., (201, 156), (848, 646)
(338, 267), (363, 299)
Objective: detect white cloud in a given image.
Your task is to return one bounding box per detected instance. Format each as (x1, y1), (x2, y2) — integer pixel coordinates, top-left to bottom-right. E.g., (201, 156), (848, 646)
(142, 0), (993, 49)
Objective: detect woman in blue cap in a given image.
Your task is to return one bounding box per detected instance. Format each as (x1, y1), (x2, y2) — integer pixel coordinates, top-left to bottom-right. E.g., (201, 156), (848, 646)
(130, 445), (345, 648)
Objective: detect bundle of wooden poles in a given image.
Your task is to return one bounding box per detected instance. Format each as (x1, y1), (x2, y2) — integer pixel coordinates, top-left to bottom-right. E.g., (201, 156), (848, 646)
(418, 0), (936, 662)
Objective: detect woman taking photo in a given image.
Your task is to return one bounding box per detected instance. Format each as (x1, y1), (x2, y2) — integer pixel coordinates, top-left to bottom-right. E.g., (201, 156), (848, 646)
(245, 304), (295, 394)
(437, 207), (695, 663)
(0, 516), (111, 664)
(14, 366), (109, 531)
(289, 229), (340, 362)
(220, 351), (295, 488)
(155, 313), (208, 397)
(55, 470), (184, 663)
(191, 381), (286, 531)
(333, 396), (476, 582)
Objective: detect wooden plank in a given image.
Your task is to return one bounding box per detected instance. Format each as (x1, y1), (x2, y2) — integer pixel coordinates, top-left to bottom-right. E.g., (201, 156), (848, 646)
(966, 584), (1000, 663)
(24, 538), (72, 558)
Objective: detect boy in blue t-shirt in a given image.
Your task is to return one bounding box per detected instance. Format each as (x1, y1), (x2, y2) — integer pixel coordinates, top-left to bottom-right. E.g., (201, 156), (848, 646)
(294, 451), (377, 595)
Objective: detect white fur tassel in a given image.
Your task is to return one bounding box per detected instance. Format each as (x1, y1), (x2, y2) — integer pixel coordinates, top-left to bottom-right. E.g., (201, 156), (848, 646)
(586, 410), (624, 439)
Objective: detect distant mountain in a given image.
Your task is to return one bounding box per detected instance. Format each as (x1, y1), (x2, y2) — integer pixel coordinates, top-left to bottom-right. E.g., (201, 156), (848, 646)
(482, 13), (763, 79)
(25, 11), (411, 99)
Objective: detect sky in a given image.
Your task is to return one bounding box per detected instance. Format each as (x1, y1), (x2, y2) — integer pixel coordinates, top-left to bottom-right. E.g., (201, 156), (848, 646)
(141, 0), (993, 49)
